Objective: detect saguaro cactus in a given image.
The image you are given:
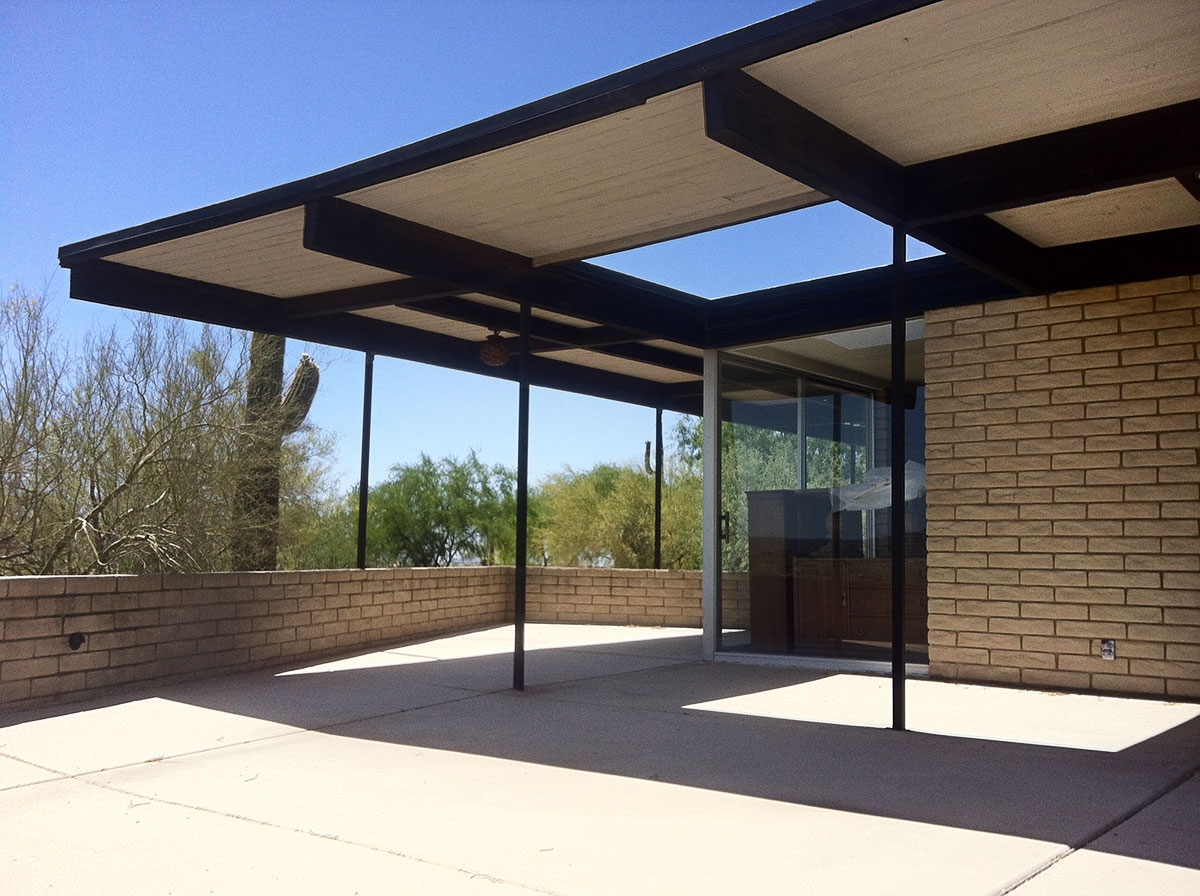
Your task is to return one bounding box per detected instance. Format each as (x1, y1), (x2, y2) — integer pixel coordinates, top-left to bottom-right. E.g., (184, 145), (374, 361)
(231, 333), (319, 570)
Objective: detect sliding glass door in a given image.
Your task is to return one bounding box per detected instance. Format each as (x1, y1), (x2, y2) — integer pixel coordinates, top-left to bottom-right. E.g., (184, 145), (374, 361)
(717, 320), (927, 662)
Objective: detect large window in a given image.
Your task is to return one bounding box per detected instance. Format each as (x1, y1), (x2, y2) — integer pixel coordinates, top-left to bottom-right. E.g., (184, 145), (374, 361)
(717, 320), (927, 662)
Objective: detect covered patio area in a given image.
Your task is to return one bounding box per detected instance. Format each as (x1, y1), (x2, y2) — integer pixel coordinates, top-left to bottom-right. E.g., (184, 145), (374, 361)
(3, 623), (1198, 894)
(53, 0), (1200, 708)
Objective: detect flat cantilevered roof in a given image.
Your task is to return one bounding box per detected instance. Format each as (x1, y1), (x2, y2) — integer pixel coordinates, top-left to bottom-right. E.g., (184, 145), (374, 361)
(59, 0), (1200, 412)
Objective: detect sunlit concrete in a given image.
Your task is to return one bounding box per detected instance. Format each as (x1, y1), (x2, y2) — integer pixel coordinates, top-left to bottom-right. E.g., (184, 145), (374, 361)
(2, 624), (1197, 895)
(686, 673), (1200, 751)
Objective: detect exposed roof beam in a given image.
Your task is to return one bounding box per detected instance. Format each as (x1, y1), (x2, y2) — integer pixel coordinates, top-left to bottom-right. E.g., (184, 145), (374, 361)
(703, 68), (903, 224)
(302, 197), (707, 345)
(906, 99), (1200, 225)
(706, 255), (1023, 347)
(66, 259), (699, 414)
(1179, 171), (1200, 203)
(57, 1), (934, 265)
(915, 217), (1043, 293)
(406, 297), (702, 376)
(282, 277), (466, 318)
(407, 296), (639, 353)
(702, 69), (1044, 292)
(1041, 224), (1200, 293)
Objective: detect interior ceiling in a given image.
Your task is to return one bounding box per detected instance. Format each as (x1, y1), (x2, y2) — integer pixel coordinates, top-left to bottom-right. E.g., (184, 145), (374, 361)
(59, 0), (1200, 412)
(731, 320), (926, 388)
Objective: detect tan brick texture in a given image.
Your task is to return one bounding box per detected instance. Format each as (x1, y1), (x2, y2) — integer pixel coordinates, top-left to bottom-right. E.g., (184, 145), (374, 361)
(2, 566), (702, 710)
(526, 567), (702, 627)
(925, 275), (1200, 699)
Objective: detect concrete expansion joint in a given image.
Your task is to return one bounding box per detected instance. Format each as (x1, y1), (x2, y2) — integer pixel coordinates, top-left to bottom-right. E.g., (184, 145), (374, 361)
(0, 750), (62, 793)
(1, 729), (309, 792)
(315, 688), (496, 734)
(996, 765), (1200, 895)
(3, 688), (495, 792)
(499, 656), (702, 697)
(81, 774), (558, 894)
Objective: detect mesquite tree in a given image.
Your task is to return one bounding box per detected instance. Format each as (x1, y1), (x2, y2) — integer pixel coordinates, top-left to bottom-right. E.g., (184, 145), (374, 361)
(0, 288), (328, 575)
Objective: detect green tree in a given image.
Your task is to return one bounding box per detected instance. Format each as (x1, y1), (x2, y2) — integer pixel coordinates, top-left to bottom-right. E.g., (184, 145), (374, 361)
(672, 415), (801, 572)
(721, 420), (798, 572)
(364, 452), (519, 567)
(537, 419), (703, 569)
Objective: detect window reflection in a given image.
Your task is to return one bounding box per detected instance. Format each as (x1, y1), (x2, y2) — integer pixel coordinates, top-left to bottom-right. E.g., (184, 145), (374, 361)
(718, 323), (927, 662)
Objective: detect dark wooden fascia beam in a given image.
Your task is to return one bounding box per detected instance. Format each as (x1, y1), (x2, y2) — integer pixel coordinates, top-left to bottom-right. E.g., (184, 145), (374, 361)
(706, 255), (1023, 347)
(702, 69), (1045, 292)
(916, 216), (1043, 294)
(69, 259), (484, 368)
(302, 197), (706, 344)
(1178, 170), (1200, 203)
(660, 380), (704, 401)
(1040, 224), (1200, 293)
(65, 259), (697, 413)
(407, 297), (702, 376)
(907, 99), (1200, 225)
(283, 277), (466, 318)
(703, 68), (904, 225)
(406, 296), (639, 349)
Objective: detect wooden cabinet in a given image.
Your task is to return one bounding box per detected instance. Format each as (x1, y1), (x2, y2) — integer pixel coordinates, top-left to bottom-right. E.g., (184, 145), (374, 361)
(793, 556), (928, 647)
(746, 490), (927, 654)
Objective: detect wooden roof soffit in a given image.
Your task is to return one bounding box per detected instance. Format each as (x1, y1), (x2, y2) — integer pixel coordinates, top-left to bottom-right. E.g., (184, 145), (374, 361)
(301, 197), (707, 346)
(703, 70), (1200, 295)
(282, 277), (467, 318)
(65, 258), (700, 415)
(905, 99), (1200, 225)
(404, 296), (702, 376)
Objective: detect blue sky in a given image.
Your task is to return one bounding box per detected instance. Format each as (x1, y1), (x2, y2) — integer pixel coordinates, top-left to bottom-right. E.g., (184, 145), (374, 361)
(2, 0), (931, 490)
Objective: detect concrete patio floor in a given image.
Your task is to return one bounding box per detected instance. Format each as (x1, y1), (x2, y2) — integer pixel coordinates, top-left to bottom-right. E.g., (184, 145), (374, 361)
(2, 623), (1198, 895)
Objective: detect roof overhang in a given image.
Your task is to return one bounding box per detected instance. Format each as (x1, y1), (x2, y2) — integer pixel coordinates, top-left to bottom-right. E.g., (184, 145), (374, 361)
(59, 0), (1200, 409)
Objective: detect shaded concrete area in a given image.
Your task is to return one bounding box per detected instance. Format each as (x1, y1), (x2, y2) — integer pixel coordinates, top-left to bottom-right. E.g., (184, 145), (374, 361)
(2, 624), (1197, 895)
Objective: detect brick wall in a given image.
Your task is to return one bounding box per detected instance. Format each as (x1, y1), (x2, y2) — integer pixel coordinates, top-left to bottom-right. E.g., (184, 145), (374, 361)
(721, 571), (751, 629)
(527, 567), (702, 626)
(924, 274), (1200, 699)
(0, 567), (512, 710)
(2, 566), (703, 710)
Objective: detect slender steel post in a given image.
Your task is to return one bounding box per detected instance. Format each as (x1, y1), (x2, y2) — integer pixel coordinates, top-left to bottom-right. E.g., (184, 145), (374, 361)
(355, 352), (374, 570)
(701, 350), (721, 659)
(653, 407), (664, 569)
(890, 227), (907, 731)
(514, 304), (531, 690)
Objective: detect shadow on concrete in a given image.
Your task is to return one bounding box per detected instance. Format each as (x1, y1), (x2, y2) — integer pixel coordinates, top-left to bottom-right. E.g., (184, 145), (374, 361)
(5, 626), (1198, 872)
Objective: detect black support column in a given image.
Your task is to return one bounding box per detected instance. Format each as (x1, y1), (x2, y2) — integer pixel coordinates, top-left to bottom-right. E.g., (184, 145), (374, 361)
(654, 407), (664, 569)
(355, 352), (374, 570)
(890, 227), (907, 731)
(513, 304), (531, 690)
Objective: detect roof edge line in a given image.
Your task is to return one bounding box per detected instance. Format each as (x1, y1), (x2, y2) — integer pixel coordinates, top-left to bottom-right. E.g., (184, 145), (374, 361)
(59, 0), (937, 265)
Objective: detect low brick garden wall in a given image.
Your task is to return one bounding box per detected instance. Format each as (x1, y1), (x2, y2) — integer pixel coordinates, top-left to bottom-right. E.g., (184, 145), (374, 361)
(1, 566), (703, 711)
(527, 567), (702, 626)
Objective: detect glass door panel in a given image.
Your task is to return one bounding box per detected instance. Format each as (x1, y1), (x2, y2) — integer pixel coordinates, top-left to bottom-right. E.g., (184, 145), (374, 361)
(717, 322), (927, 662)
